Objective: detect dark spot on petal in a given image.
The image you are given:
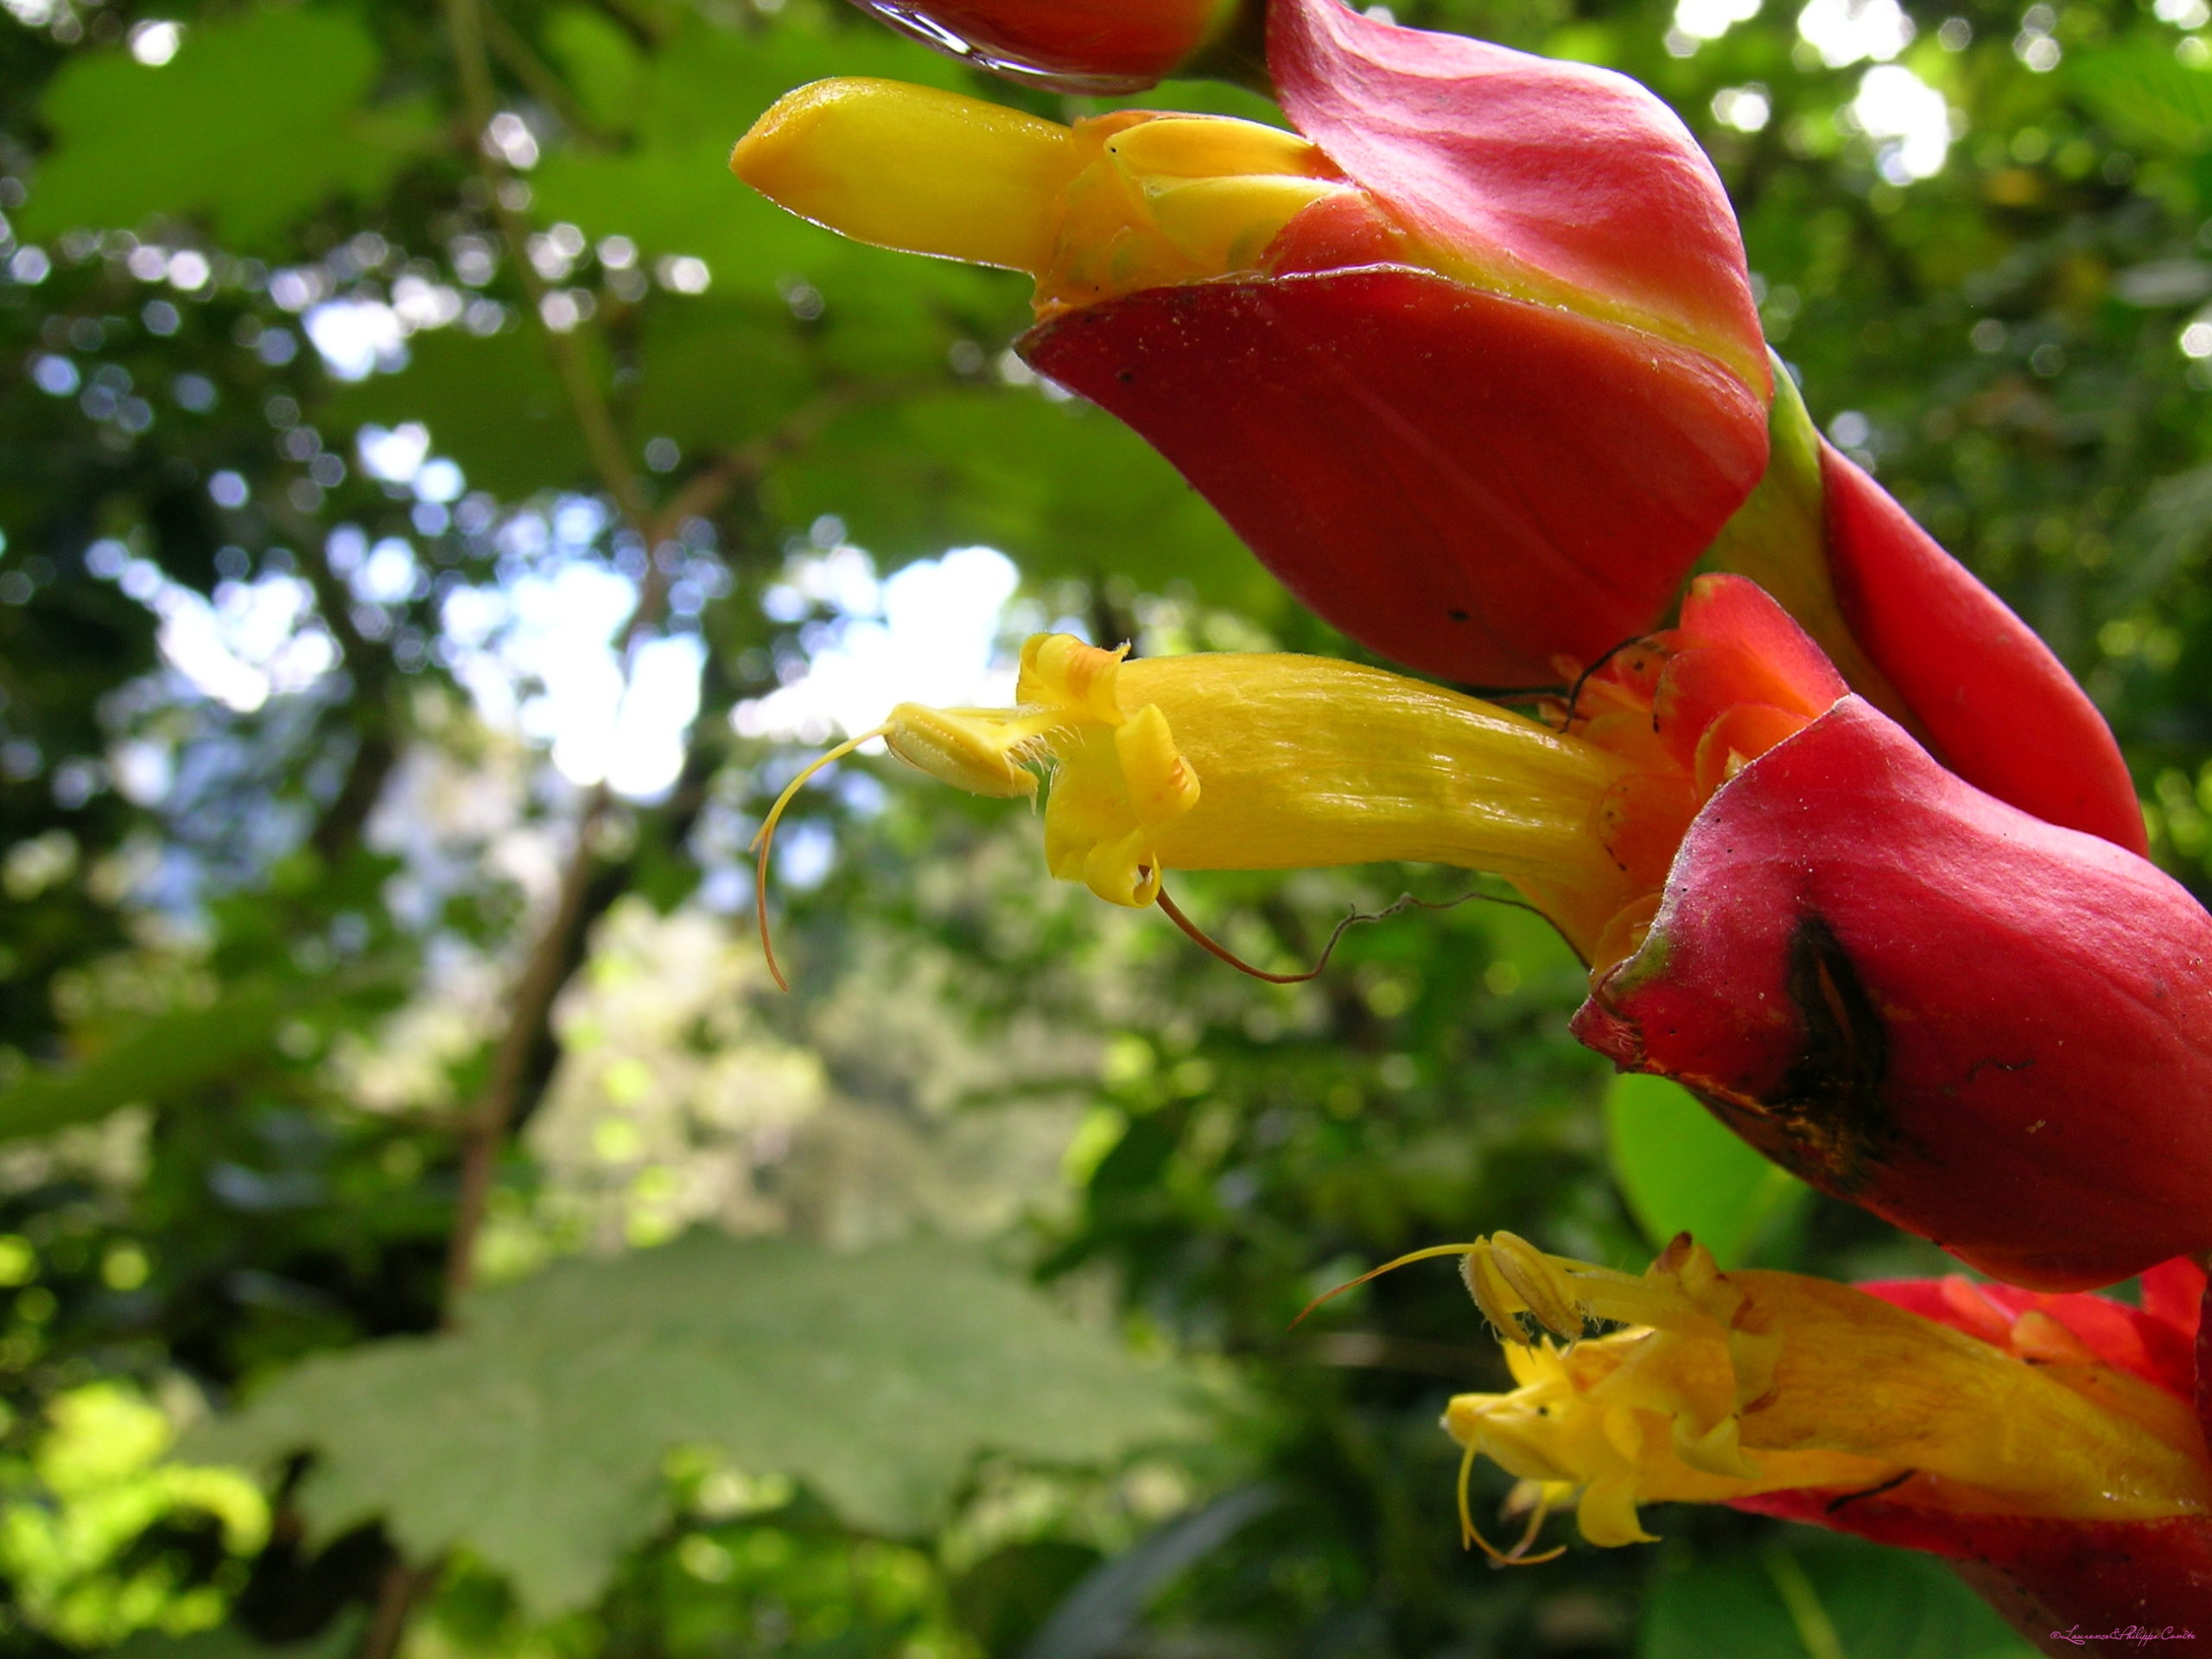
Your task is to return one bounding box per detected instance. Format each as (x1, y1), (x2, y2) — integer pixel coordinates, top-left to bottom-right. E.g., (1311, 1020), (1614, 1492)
(1825, 1471), (1914, 1514)
(1708, 915), (1897, 1195)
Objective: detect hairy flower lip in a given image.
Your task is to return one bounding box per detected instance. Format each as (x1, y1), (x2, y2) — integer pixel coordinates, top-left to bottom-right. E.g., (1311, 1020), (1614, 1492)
(1431, 1237), (2212, 1641)
(855, 578), (1854, 972)
(868, 634), (1640, 917)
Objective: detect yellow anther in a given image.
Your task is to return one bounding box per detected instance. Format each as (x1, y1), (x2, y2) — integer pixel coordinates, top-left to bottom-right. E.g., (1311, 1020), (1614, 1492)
(1487, 1232), (1584, 1339)
(1461, 1246), (1535, 1344)
(880, 704), (1046, 799)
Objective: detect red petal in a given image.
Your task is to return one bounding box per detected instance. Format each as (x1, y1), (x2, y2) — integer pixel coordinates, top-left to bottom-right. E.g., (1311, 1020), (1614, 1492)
(1734, 1493), (2212, 1643)
(1268, 0), (1768, 392)
(1022, 268), (1769, 686)
(1676, 572), (1849, 714)
(1858, 1275), (2196, 1401)
(849, 0), (1224, 92)
(2144, 1255), (2210, 1336)
(1573, 696), (2212, 1290)
(1821, 442), (2145, 854)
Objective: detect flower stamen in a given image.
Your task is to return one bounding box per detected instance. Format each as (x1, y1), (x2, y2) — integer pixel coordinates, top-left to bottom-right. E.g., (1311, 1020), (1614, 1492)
(752, 724), (891, 993)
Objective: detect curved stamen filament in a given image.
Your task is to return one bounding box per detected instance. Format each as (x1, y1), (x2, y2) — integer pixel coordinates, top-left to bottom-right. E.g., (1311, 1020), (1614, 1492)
(1456, 1444), (1567, 1567)
(1292, 1235), (1728, 1346)
(1156, 885), (1549, 985)
(1291, 1243), (1488, 1329)
(751, 726), (889, 993)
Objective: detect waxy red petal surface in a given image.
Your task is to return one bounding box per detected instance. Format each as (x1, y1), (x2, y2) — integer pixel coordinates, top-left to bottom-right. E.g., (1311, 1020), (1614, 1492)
(1024, 267), (1769, 686)
(1268, 0), (1768, 391)
(848, 0), (1221, 91)
(1821, 443), (2146, 854)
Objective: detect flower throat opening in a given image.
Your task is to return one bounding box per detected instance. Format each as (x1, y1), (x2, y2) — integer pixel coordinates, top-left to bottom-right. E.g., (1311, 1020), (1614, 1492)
(1525, 573), (1849, 969)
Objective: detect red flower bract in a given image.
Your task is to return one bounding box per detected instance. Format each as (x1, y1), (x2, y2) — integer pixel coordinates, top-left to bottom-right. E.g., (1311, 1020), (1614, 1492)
(1267, 0), (1767, 388)
(845, 0), (1245, 92)
(1818, 439), (2147, 853)
(1027, 268), (1769, 687)
(1021, 0), (1772, 687)
(1571, 694), (2212, 1290)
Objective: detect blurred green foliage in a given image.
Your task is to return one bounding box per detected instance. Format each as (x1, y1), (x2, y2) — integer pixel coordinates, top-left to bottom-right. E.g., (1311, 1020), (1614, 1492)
(0, 0), (2202, 1654)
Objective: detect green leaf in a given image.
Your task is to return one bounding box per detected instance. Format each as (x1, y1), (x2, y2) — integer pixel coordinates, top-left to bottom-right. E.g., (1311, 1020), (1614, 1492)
(624, 298), (817, 461)
(107, 1618), (358, 1659)
(321, 329), (599, 503)
(22, 7), (437, 249)
(543, 7), (648, 136)
(2073, 37), (2212, 155)
(950, 1539), (1104, 1656)
(766, 388), (1276, 603)
(1604, 1073), (1809, 1267)
(1642, 1534), (2038, 1659)
(0, 974), (365, 1146)
(184, 1234), (1193, 1618)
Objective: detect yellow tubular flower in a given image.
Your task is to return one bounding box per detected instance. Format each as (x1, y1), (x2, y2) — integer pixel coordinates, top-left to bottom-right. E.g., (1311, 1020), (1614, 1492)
(1435, 1235), (2212, 1552)
(733, 79), (1357, 317)
(877, 635), (1633, 914)
(752, 588), (1855, 988)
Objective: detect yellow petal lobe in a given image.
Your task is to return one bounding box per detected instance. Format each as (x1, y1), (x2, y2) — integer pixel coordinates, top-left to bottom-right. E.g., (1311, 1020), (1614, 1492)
(733, 78), (1080, 273)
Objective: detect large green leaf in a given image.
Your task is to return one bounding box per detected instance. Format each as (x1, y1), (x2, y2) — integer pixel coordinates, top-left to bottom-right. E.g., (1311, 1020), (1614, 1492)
(1603, 1074), (1809, 1268)
(22, 7), (437, 249)
(185, 1234), (1193, 1618)
(766, 388), (1275, 603)
(0, 969), (395, 1146)
(2073, 37), (2212, 155)
(532, 17), (1013, 338)
(1643, 1534), (2037, 1659)
(108, 1618), (358, 1659)
(623, 298), (817, 460)
(321, 329), (599, 503)
(543, 6), (648, 137)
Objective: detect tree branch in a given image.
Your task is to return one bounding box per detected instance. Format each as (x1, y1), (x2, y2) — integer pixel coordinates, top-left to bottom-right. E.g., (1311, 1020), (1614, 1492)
(443, 0), (652, 532)
(479, 0), (610, 148)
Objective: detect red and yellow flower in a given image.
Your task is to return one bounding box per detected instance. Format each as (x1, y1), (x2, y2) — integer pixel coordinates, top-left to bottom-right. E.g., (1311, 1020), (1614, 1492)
(734, 0), (2142, 851)
(734, 3), (1770, 691)
(782, 576), (2212, 1288)
(736, 0), (2207, 1623)
(1415, 1232), (2212, 1651)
